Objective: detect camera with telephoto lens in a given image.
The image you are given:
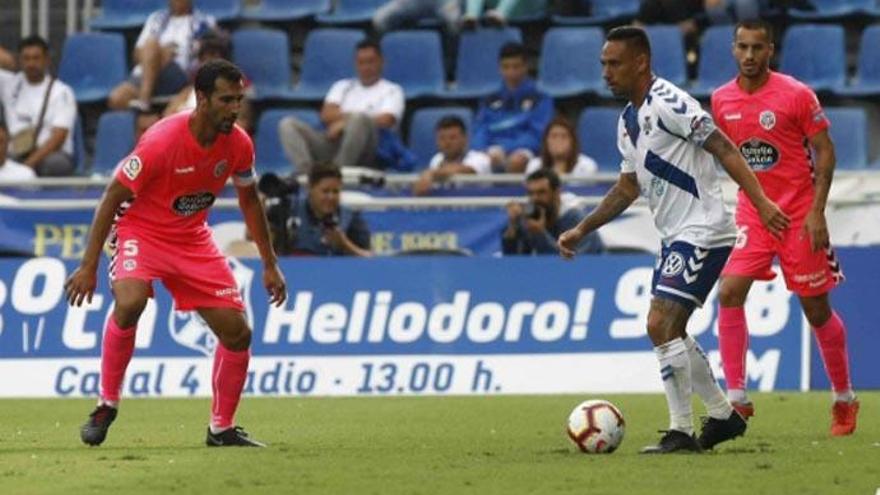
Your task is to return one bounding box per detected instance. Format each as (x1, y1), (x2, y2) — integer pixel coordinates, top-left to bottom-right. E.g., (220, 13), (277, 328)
(525, 203), (545, 220)
(321, 214), (340, 229)
(258, 172), (300, 255)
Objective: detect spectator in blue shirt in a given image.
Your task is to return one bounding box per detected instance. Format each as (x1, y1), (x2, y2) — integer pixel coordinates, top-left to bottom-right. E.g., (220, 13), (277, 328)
(471, 42), (553, 173)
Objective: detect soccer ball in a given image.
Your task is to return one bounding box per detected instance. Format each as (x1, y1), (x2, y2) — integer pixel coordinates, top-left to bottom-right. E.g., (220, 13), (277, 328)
(566, 399), (626, 454)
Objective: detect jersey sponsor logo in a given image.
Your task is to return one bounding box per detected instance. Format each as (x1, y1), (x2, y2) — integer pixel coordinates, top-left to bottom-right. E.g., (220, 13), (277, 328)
(213, 160), (228, 178)
(172, 191), (216, 216)
(661, 251), (686, 278)
(759, 110), (776, 130)
(121, 156), (142, 180)
(739, 138), (780, 171)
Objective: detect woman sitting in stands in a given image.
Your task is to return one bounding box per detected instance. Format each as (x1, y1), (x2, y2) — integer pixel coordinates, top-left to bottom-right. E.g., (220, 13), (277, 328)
(525, 116), (598, 178)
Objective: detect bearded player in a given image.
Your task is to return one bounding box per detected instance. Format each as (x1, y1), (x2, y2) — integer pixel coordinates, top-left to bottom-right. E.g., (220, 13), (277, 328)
(712, 19), (858, 435)
(65, 59), (286, 447)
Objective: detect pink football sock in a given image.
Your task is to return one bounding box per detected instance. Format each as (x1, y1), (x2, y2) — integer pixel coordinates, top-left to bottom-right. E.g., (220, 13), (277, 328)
(813, 311), (853, 394)
(211, 344), (250, 430)
(100, 315), (136, 403)
(718, 306), (749, 392)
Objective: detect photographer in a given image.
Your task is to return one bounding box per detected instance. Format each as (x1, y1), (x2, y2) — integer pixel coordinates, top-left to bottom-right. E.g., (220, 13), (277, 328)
(261, 164), (372, 257)
(501, 169), (603, 255)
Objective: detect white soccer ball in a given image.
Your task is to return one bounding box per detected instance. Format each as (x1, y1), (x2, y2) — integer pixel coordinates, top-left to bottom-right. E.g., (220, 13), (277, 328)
(566, 399), (626, 454)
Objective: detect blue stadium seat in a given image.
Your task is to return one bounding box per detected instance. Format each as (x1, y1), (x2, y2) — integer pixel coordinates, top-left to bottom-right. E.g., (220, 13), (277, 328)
(824, 108), (868, 170)
(316, 0), (386, 25)
(232, 28), (296, 101)
(836, 25), (880, 97)
(780, 24), (845, 92)
(381, 31), (445, 99)
(538, 27), (604, 98)
(92, 111), (136, 176)
(645, 26), (688, 88)
(440, 28), (522, 99)
(58, 33), (127, 104)
(195, 0), (241, 22)
(691, 26), (737, 98)
(552, 0), (640, 25)
(254, 109), (323, 175)
(789, 0), (878, 20)
(408, 107), (474, 171)
(90, 0), (163, 30)
(290, 29), (365, 102)
(242, 0), (330, 22)
(577, 107), (623, 173)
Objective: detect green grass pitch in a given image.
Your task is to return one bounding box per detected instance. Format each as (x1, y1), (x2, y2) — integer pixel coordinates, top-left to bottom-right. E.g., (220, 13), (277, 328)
(0, 392), (876, 495)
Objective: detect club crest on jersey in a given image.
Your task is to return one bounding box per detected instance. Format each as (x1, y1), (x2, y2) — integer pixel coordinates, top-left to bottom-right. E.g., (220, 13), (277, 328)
(121, 156), (142, 180)
(759, 110), (776, 130)
(661, 252), (686, 278)
(213, 159), (228, 178)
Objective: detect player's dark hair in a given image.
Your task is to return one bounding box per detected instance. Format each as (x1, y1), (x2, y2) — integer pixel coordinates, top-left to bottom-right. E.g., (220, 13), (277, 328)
(194, 59), (243, 96)
(526, 168), (561, 190)
(606, 26), (651, 58)
(356, 39), (382, 56)
(435, 115), (466, 133)
(18, 34), (49, 53)
(734, 19), (774, 44)
(308, 163), (343, 186)
(498, 42), (527, 61)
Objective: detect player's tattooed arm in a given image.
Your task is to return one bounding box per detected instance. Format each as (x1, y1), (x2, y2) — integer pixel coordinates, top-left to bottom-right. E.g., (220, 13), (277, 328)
(805, 129), (835, 251)
(703, 129), (790, 238)
(558, 173), (638, 259)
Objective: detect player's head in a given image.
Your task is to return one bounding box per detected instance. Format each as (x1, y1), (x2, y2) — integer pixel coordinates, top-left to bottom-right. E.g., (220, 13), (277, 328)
(601, 26), (652, 99)
(525, 168), (562, 217)
(355, 39), (383, 86)
(194, 59), (244, 134)
(541, 116), (580, 169)
(435, 115), (468, 158)
(18, 35), (50, 84)
(498, 42), (529, 90)
(307, 163), (343, 218)
(733, 19), (774, 79)
(168, 0), (192, 16)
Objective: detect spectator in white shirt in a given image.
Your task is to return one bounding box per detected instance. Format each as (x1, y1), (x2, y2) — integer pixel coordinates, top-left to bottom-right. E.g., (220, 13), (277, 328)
(0, 36), (77, 176)
(108, 0), (215, 111)
(0, 117), (36, 183)
(278, 39), (405, 174)
(413, 115), (491, 196)
(525, 116), (598, 178)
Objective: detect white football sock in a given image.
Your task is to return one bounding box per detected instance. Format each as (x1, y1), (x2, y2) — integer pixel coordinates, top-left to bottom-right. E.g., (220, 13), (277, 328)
(209, 424), (231, 435)
(684, 335), (733, 420)
(727, 388), (748, 403)
(833, 390), (856, 403)
(655, 338), (693, 435)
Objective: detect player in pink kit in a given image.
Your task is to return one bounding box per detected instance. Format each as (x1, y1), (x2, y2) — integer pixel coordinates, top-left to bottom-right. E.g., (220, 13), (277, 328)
(64, 60), (286, 447)
(712, 20), (858, 435)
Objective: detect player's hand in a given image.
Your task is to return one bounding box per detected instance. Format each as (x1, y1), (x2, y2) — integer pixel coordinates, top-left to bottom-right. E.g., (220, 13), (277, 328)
(802, 209), (829, 252)
(757, 198), (790, 239)
(557, 227), (585, 260)
(264, 264), (286, 307)
(64, 265), (97, 307)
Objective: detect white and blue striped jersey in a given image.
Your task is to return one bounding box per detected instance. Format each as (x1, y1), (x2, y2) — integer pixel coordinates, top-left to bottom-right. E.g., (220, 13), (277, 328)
(617, 77), (736, 248)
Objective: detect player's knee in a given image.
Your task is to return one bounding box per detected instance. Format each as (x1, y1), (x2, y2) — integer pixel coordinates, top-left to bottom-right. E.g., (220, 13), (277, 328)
(113, 298), (148, 329)
(804, 303), (832, 328)
(718, 281), (746, 307)
(223, 325), (252, 352)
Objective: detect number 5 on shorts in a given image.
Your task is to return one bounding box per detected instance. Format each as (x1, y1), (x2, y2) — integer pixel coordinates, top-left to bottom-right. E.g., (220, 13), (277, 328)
(123, 239), (139, 257)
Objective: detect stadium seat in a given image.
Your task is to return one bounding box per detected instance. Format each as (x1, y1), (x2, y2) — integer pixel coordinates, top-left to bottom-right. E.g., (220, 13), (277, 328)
(440, 28), (522, 99)
(836, 25), (880, 97)
(242, 0), (330, 22)
(381, 31), (445, 99)
(58, 33), (127, 104)
(644, 26), (688, 88)
(691, 26), (737, 98)
(89, 0), (164, 30)
(780, 24), (845, 92)
(577, 107), (623, 173)
(538, 27), (605, 98)
(231, 28), (296, 101)
(194, 0), (241, 22)
(788, 0), (878, 20)
(408, 107), (473, 170)
(824, 108), (868, 170)
(289, 29), (365, 102)
(316, 0), (386, 25)
(92, 111), (136, 176)
(254, 109), (323, 175)
(552, 0), (640, 25)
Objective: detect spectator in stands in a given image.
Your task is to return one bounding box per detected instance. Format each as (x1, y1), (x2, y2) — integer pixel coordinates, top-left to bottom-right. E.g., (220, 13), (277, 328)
(0, 45), (16, 71)
(278, 39), (405, 174)
(108, 0), (216, 112)
(412, 115), (491, 196)
(163, 31), (253, 133)
(373, 0), (462, 34)
(526, 116), (598, 177)
(502, 168), (603, 255)
(461, 0), (547, 28)
(472, 42), (553, 173)
(0, 35), (77, 176)
(0, 115), (36, 183)
(637, 0), (763, 38)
